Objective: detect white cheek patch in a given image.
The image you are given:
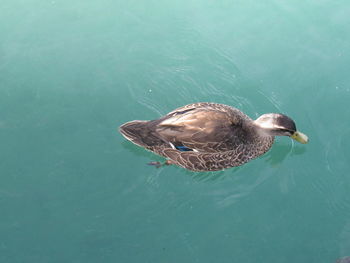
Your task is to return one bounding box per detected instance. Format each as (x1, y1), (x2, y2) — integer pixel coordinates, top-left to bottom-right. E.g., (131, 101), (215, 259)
(255, 118), (286, 130)
(256, 118), (275, 129)
(273, 125), (286, 130)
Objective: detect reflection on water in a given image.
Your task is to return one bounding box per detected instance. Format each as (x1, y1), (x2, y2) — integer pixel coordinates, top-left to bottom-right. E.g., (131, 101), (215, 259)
(263, 142), (307, 167)
(336, 256), (350, 263)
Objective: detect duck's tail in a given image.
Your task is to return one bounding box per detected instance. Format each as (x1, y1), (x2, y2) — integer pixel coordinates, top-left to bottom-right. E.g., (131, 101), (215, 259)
(119, 120), (164, 148)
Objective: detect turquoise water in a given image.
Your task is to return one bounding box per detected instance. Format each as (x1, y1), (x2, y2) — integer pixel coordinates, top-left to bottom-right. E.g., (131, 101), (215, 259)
(1, 0), (350, 262)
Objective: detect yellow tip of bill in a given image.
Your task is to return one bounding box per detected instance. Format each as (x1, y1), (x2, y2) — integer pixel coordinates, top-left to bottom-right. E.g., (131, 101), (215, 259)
(291, 131), (309, 144)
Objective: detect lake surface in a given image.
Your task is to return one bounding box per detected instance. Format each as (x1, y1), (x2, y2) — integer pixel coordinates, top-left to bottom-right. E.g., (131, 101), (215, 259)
(1, 0), (350, 262)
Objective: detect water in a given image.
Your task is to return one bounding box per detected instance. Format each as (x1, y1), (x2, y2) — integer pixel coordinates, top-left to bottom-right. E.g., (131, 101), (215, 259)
(1, 0), (350, 262)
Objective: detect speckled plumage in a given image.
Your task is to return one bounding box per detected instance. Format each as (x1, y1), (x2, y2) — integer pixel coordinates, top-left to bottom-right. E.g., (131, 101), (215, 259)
(119, 102), (275, 171)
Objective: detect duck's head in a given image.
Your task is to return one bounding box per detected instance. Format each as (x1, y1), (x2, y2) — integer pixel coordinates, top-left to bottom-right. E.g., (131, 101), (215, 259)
(254, 113), (309, 144)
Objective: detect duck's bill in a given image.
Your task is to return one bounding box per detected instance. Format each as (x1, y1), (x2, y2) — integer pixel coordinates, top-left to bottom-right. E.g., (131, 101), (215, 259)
(291, 131), (309, 144)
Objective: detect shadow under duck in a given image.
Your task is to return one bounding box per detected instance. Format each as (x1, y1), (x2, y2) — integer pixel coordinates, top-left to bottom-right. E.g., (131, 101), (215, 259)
(119, 102), (308, 172)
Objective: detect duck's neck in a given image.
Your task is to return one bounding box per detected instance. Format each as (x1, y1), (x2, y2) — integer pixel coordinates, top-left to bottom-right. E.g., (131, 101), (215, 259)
(245, 121), (275, 153)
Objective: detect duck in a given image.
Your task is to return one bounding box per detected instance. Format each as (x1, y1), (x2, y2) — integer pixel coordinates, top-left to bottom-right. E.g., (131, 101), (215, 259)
(119, 102), (308, 171)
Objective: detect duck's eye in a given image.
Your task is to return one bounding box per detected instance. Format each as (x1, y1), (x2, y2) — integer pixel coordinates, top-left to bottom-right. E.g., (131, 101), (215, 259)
(277, 128), (294, 134)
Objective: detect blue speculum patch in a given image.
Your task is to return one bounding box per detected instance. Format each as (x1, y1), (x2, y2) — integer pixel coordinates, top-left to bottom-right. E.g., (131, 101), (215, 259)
(175, 145), (193, 151)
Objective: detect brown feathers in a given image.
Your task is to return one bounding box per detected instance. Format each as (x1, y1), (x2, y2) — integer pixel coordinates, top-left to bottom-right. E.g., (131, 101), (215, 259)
(119, 103), (274, 171)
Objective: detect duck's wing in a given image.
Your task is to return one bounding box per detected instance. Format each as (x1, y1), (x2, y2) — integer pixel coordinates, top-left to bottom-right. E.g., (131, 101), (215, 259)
(154, 103), (247, 152)
(153, 145), (249, 171)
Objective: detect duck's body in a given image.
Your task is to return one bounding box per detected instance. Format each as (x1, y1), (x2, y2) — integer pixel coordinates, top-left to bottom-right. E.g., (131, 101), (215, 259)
(119, 102), (308, 171)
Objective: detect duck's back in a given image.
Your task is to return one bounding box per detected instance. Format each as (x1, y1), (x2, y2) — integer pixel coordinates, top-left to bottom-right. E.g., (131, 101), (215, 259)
(153, 103), (253, 152)
(120, 103), (250, 150)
